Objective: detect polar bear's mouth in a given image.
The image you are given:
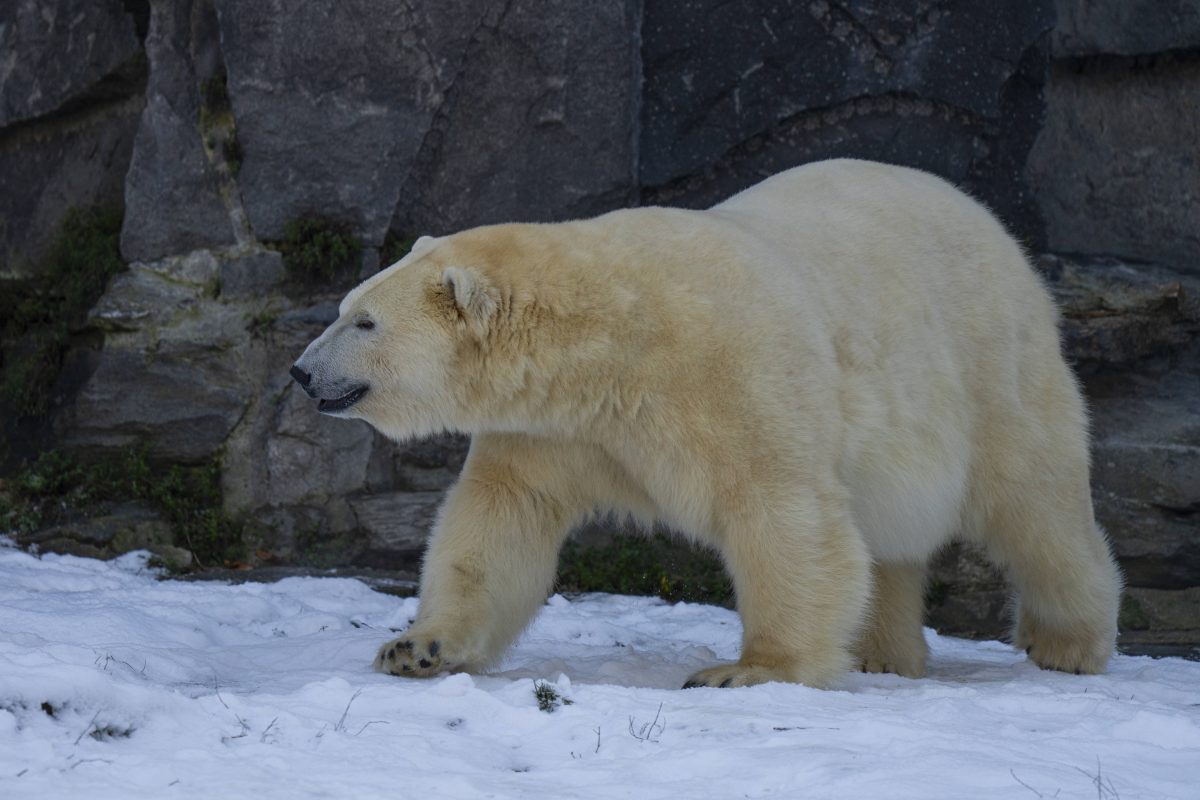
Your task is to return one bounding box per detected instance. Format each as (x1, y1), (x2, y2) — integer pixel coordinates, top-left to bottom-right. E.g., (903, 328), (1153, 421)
(317, 385), (369, 414)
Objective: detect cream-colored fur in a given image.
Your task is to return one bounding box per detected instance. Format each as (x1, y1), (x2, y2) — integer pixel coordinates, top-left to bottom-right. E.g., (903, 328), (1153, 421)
(294, 159), (1122, 688)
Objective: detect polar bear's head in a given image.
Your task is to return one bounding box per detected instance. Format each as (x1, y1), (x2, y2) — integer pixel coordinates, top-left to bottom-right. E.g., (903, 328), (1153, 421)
(289, 233), (512, 439)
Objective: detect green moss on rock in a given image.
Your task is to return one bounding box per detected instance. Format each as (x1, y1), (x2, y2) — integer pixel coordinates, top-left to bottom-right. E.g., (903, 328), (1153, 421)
(556, 531), (734, 607)
(0, 208), (126, 419)
(275, 217), (362, 285)
(0, 449), (245, 568)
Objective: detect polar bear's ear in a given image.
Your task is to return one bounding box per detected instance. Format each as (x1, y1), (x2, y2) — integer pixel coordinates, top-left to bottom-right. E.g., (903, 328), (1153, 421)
(441, 266), (499, 331)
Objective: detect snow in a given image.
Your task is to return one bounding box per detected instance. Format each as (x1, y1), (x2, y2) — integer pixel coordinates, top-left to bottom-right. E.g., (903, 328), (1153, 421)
(1, 539), (1198, 800)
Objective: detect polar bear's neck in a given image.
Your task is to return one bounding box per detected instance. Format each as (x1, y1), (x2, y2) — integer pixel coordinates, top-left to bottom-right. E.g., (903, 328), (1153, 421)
(449, 211), (749, 441)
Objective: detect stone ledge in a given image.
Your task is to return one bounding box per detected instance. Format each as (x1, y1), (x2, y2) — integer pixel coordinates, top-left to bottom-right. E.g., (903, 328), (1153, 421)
(1045, 254), (1200, 365)
(349, 491), (444, 570)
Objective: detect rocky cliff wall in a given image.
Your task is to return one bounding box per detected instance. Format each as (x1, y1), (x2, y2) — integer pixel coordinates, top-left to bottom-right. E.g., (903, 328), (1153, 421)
(1, 0), (1196, 654)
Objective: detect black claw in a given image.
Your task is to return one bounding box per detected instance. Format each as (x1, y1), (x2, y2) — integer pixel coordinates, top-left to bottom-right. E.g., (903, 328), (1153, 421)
(1025, 646), (1033, 655)
(401, 640), (414, 651)
(428, 641), (440, 657)
(386, 647), (396, 661)
(682, 680), (702, 689)
(401, 664), (413, 672)
(719, 678), (733, 688)
(418, 658), (432, 669)
(1074, 668), (1081, 675)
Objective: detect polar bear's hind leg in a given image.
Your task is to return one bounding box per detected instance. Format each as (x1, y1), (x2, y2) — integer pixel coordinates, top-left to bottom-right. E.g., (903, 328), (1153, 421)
(973, 405), (1121, 674)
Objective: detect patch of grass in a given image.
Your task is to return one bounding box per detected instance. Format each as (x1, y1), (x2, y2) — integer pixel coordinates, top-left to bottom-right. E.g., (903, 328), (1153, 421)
(0, 449), (244, 568)
(0, 208), (125, 418)
(1119, 595), (1150, 630)
(556, 531), (733, 607)
(197, 67), (242, 179)
(223, 129), (242, 177)
(199, 69), (231, 129)
(924, 578), (951, 610)
(244, 306), (279, 338)
(275, 217), (362, 285)
(380, 231), (417, 267)
(293, 524), (358, 570)
(89, 722), (135, 741)
(533, 681), (572, 713)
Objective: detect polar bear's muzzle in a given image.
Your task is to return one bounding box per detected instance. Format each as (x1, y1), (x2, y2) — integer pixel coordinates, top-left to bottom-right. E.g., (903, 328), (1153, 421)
(288, 362), (370, 415)
(315, 384), (369, 414)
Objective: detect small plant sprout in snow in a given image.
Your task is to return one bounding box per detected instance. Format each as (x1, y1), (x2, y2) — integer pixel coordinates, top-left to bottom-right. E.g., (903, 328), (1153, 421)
(533, 681), (573, 713)
(628, 702), (666, 743)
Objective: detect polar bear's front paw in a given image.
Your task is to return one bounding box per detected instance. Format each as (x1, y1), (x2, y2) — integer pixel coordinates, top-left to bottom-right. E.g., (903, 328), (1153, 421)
(681, 662), (790, 689)
(374, 632), (461, 678)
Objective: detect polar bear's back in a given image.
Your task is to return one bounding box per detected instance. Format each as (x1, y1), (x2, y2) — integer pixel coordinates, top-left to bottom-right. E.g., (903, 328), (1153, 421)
(709, 158), (1060, 379)
(714, 159), (1038, 301)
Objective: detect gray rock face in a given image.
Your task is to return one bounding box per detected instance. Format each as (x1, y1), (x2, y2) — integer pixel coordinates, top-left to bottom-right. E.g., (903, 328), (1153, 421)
(350, 491), (445, 569)
(1047, 255), (1200, 365)
(394, 0), (641, 235)
(64, 326), (251, 463)
(212, 0), (474, 244)
(265, 385), (376, 508)
(926, 543), (1010, 641)
(0, 0), (144, 273)
(1053, 0), (1200, 56)
(1028, 58), (1200, 274)
(18, 502), (192, 567)
(1120, 587), (1200, 655)
(1087, 350), (1200, 590)
(63, 254), (251, 463)
(0, 0), (142, 127)
(394, 433), (469, 492)
(0, 93), (143, 273)
(219, 250), (285, 299)
(214, 0), (639, 244)
(639, 0), (1053, 239)
(23, 502), (167, 548)
(120, 0), (236, 262)
(87, 253), (216, 331)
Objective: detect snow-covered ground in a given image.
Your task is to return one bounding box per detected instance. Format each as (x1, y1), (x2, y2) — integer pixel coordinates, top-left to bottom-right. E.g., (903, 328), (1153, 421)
(1, 540), (1198, 800)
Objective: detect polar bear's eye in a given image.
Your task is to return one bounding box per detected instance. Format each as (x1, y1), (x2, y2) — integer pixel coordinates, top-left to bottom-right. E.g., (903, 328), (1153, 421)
(355, 318), (375, 331)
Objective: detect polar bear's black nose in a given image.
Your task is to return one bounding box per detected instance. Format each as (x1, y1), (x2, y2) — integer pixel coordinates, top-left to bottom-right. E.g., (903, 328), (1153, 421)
(289, 364), (312, 388)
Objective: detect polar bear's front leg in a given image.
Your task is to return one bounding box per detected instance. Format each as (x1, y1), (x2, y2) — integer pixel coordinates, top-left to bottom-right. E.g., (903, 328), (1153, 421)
(684, 497), (872, 689)
(374, 434), (592, 678)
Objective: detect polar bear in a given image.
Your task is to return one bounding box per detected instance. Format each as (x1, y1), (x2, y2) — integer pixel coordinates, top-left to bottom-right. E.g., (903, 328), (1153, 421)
(291, 159), (1122, 688)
